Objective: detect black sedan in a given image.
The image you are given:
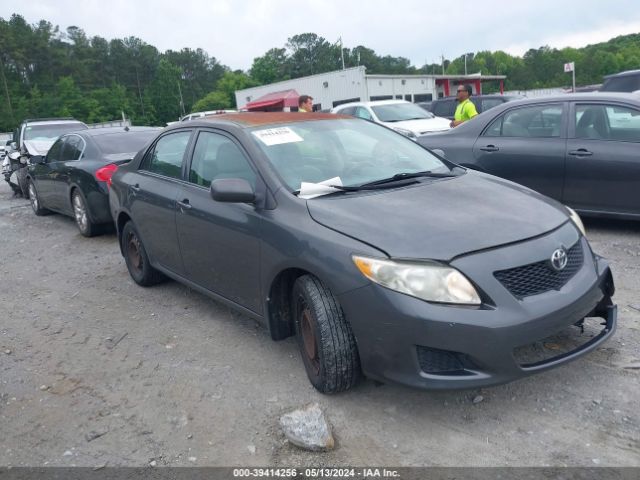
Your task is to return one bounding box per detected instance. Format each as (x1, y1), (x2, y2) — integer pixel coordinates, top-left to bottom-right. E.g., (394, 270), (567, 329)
(418, 93), (640, 220)
(108, 113), (615, 393)
(26, 127), (160, 236)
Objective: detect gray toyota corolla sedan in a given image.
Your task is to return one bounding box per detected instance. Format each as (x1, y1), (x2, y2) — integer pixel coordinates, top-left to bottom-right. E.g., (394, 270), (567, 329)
(107, 112), (616, 394)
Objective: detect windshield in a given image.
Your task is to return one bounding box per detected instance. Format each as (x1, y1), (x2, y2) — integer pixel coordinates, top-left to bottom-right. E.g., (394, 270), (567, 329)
(371, 103), (435, 122)
(250, 118), (452, 191)
(93, 131), (158, 154)
(24, 123), (87, 142)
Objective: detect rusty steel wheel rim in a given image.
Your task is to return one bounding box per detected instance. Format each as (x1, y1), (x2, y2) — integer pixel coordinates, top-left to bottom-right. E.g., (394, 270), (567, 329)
(301, 305), (320, 375)
(127, 233), (143, 271)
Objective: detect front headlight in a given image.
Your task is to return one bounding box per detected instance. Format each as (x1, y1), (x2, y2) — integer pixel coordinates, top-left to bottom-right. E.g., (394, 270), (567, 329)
(352, 255), (481, 305)
(566, 206), (586, 237)
(393, 127), (418, 140)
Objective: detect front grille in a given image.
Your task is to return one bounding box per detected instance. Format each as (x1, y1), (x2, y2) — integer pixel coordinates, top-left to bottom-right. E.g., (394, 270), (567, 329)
(494, 241), (584, 299)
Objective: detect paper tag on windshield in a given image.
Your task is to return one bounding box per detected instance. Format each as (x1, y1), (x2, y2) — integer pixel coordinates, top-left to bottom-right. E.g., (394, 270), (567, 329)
(252, 127), (303, 146)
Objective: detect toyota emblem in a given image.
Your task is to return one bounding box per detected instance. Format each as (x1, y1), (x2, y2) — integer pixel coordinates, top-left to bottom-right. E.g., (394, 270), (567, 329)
(550, 248), (568, 271)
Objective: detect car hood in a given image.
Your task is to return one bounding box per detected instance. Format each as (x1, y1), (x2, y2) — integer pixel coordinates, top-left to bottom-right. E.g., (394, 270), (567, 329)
(306, 172), (569, 260)
(23, 139), (55, 156)
(381, 116), (451, 134)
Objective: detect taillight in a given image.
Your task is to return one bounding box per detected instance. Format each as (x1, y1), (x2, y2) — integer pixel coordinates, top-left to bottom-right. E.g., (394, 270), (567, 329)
(95, 164), (118, 187)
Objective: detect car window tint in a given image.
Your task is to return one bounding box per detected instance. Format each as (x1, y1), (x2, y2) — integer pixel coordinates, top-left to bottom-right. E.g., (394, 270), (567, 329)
(482, 98), (503, 111)
(189, 131), (256, 188)
(485, 104), (563, 138)
(339, 106), (356, 116)
(355, 107), (373, 121)
(46, 138), (64, 162)
(60, 135), (84, 161)
(144, 131), (191, 179)
(433, 100), (455, 118)
(576, 104), (640, 142)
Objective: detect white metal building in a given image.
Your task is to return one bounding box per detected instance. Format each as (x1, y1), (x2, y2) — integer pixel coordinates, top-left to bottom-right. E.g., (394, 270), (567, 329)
(235, 66), (506, 111)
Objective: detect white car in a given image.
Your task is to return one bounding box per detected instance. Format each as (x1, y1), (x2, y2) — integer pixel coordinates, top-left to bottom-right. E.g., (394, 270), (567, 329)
(180, 110), (237, 122)
(331, 100), (451, 139)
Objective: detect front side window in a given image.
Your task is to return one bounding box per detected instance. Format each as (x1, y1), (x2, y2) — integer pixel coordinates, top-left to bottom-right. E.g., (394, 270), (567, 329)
(251, 119), (453, 191)
(143, 131), (191, 179)
(189, 131), (256, 188)
(485, 104), (563, 138)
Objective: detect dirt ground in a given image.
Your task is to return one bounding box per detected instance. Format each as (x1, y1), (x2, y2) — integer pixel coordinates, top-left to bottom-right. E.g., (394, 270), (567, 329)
(0, 179), (638, 468)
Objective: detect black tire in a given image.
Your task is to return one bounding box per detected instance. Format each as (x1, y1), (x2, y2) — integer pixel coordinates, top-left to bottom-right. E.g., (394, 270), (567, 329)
(71, 189), (98, 237)
(121, 221), (165, 286)
(292, 275), (361, 394)
(17, 166), (29, 198)
(27, 180), (50, 216)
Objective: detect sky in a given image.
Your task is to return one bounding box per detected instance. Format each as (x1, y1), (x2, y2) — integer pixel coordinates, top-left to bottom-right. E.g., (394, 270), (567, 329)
(2, 0), (640, 71)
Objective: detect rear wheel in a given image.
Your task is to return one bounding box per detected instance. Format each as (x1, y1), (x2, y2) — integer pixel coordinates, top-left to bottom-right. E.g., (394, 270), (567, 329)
(28, 180), (50, 216)
(292, 275), (361, 394)
(121, 221), (165, 286)
(72, 190), (98, 237)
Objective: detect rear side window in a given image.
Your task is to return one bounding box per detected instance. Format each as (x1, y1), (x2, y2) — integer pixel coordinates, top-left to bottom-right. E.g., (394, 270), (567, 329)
(575, 104), (640, 142)
(355, 107), (373, 121)
(142, 131), (191, 179)
(46, 138), (64, 162)
(481, 98), (504, 112)
(601, 75), (640, 92)
(60, 135), (85, 161)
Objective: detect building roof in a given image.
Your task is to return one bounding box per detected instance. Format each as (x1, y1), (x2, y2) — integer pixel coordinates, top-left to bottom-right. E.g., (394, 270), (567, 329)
(245, 89), (300, 111)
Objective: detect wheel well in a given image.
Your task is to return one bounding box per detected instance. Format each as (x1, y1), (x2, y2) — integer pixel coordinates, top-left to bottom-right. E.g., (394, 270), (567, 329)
(267, 268), (311, 341)
(116, 212), (132, 254)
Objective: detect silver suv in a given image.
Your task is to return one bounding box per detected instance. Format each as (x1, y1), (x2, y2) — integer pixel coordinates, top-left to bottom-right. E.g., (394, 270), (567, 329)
(9, 118), (87, 197)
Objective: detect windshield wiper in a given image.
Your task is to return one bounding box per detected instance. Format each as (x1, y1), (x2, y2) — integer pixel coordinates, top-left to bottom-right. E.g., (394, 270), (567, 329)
(359, 170), (458, 187)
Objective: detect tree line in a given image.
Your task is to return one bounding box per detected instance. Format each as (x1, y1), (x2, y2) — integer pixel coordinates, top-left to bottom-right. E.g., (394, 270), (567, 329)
(1, 13), (639, 131)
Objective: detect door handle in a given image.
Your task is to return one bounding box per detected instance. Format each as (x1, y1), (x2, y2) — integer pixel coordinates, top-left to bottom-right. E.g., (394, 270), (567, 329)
(480, 145), (499, 152)
(568, 149), (593, 157)
(130, 183), (140, 193)
(177, 199), (192, 210)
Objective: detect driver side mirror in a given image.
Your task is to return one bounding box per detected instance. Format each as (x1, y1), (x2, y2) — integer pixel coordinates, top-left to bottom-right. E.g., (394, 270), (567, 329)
(10, 142), (17, 150)
(30, 155), (45, 165)
(210, 178), (256, 203)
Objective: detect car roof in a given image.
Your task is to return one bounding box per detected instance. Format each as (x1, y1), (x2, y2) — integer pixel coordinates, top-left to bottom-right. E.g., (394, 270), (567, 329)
(501, 92), (640, 106)
(23, 119), (87, 126)
(74, 126), (162, 138)
(336, 100), (411, 109)
(604, 69), (640, 79)
(173, 112), (351, 130)
(434, 94), (522, 101)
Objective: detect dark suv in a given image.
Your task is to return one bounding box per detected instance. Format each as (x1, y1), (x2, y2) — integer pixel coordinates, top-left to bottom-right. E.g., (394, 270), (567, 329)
(428, 94), (522, 120)
(601, 70), (640, 93)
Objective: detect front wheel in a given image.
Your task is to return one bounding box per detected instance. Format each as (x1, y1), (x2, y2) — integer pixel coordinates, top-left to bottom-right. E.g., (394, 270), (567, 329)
(121, 221), (165, 286)
(292, 275), (361, 394)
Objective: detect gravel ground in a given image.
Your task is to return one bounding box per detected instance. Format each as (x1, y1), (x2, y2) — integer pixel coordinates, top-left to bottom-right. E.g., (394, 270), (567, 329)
(0, 180), (638, 468)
